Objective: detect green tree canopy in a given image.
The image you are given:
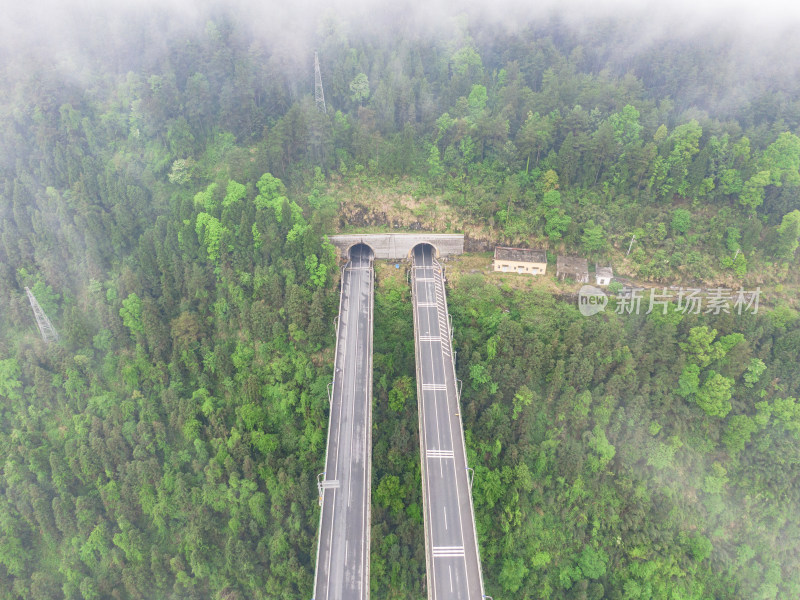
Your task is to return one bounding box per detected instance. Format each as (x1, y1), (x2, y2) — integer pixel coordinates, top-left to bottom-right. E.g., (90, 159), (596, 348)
(695, 371), (734, 417)
(349, 73), (370, 105)
(773, 210), (800, 259)
(671, 208), (692, 234)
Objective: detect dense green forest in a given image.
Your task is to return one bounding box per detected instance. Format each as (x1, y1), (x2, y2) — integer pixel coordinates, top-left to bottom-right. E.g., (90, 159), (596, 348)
(450, 271), (800, 599)
(1, 3), (799, 599)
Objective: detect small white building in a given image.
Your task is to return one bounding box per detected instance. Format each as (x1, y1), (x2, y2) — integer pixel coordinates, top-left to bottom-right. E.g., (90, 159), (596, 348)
(493, 247), (547, 275)
(595, 265), (613, 286)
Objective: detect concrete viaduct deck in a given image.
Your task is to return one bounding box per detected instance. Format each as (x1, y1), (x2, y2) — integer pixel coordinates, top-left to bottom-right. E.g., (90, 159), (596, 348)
(313, 244), (374, 600)
(313, 235), (484, 600)
(410, 243), (484, 600)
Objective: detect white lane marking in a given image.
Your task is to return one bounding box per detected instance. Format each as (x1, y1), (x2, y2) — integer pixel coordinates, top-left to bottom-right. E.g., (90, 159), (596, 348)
(449, 565), (453, 592)
(345, 540), (348, 565)
(444, 505), (448, 530)
(422, 383), (447, 390)
(424, 433), (454, 478)
(426, 449), (454, 458)
(432, 546), (465, 557)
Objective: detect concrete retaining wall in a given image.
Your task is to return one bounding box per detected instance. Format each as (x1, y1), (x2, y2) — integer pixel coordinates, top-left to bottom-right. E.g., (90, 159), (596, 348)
(328, 233), (464, 260)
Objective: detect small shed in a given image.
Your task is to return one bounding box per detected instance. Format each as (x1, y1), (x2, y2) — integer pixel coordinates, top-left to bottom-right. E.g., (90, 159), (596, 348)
(493, 247), (547, 275)
(595, 265), (613, 286)
(556, 255), (589, 283)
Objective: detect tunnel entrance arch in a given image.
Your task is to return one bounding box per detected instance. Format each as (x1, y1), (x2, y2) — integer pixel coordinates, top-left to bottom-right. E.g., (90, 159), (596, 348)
(409, 242), (439, 260)
(346, 242), (375, 261)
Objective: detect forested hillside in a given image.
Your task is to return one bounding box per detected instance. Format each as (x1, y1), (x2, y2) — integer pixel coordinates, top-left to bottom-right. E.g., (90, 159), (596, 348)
(449, 270), (800, 598)
(1, 3), (799, 599)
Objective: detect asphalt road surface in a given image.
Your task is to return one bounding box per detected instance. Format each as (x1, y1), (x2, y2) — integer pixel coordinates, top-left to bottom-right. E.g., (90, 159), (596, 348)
(313, 244), (374, 600)
(411, 244), (484, 600)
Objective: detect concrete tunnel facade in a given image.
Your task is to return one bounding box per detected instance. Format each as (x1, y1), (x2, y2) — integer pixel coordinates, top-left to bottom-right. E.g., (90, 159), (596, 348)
(328, 233), (464, 261)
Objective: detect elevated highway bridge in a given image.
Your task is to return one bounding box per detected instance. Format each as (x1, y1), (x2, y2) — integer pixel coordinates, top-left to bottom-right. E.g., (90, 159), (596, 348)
(313, 244), (374, 600)
(410, 243), (485, 600)
(312, 235), (485, 600)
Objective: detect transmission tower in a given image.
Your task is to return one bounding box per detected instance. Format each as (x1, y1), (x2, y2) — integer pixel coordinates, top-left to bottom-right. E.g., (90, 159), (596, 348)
(25, 287), (59, 343)
(314, 51), (327, 114)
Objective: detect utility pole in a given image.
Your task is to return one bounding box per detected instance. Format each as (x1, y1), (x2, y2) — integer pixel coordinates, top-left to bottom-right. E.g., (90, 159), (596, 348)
(25, 287), (58, 343)
(626, 234), (636, 256)
(314, 51), (326, 115)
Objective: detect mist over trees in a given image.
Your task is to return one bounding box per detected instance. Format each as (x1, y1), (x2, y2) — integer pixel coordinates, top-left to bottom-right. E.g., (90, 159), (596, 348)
(0, 2), (799, 599)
